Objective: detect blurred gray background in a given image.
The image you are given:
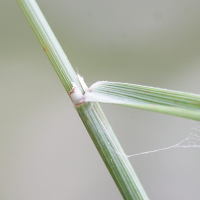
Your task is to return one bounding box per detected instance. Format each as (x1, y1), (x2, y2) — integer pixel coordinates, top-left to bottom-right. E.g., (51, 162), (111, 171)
(1, 0), (200, 199)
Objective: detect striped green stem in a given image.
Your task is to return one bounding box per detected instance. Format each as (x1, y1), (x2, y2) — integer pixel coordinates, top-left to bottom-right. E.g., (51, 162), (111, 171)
(16, 0), (149, 199)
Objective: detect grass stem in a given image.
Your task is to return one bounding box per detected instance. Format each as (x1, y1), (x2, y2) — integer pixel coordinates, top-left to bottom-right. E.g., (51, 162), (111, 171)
(16, 0), (149, 199)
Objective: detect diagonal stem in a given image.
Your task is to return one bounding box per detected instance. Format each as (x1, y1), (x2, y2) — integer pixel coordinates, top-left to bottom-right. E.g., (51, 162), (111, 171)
(16, 0), (149, 199)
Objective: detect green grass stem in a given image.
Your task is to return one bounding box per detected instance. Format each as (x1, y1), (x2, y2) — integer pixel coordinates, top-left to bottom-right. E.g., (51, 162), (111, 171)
(16, 0), (149, 199)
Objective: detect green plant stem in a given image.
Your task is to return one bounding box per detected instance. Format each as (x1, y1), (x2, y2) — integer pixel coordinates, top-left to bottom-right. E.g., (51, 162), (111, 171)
(17, 0), (82, 94)
(16, 0), (149, 199)
(77, 103), (148, 199)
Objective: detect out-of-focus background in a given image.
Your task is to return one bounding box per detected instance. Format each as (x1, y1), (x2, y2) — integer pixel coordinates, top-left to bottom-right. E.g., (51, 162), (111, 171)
(1, 1), (200, 199)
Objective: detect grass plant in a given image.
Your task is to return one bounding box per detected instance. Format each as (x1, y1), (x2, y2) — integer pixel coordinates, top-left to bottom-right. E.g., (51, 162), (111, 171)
(16, 0), (200, 199)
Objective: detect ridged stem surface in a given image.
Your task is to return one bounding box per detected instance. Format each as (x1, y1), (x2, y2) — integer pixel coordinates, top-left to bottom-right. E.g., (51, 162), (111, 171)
(16, 1), (149, 199)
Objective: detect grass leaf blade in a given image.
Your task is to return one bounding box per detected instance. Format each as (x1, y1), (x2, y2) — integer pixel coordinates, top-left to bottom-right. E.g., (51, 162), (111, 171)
(79, 81), (200, 121)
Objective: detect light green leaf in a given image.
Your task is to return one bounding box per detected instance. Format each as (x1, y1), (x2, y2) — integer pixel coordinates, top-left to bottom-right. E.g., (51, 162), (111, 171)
(78, 81), (200, 121)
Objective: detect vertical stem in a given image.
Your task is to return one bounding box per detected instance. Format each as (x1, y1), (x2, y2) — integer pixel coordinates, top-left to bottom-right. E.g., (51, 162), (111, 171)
(16, 0), (149, 199)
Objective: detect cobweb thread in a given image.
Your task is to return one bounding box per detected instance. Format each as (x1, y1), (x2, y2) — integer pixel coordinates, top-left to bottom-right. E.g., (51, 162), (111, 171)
(118, 121), (200, 158)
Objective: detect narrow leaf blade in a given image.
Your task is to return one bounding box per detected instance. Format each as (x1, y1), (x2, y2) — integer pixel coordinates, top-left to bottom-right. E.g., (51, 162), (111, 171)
(79, 81), (200, 121)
